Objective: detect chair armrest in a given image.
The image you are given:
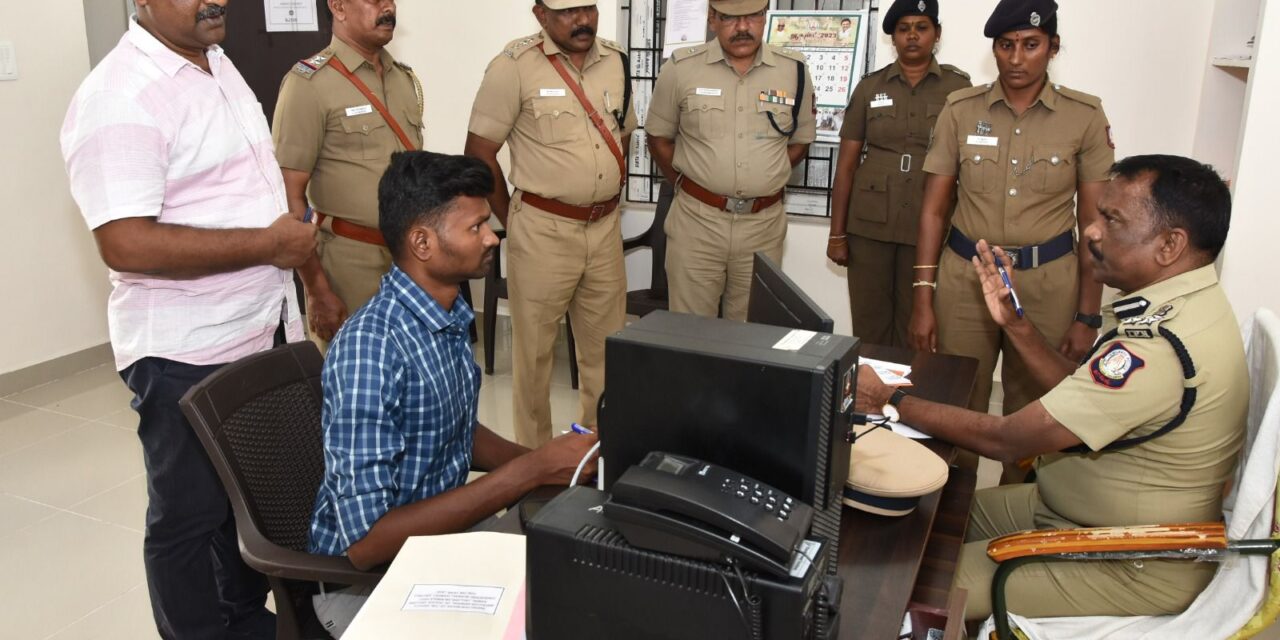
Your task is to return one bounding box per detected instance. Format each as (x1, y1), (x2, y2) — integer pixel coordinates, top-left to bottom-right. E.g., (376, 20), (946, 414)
(241, 540), (386, 587)
(622, 228), (650, 252)
(987, 522), (1228, 563)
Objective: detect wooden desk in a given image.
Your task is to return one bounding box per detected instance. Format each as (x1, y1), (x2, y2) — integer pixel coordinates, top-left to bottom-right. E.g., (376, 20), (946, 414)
(838, 344), (978, 640)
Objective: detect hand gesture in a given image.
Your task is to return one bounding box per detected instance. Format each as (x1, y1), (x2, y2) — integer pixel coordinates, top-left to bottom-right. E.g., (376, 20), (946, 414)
(268, 214), (317, 269)
(970, 239), (1022, 328)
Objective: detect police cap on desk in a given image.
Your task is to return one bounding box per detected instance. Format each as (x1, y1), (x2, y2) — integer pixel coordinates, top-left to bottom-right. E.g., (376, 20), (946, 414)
(541, 0), (597, 9)
(881, 0), (939, 35)
(843, 425), (949, 516)
(709, 0), (769, 16)
(983, 0), (1058, 38)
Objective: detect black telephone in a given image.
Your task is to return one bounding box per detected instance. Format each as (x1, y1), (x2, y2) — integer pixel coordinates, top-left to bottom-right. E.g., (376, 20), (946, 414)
(603, 452), (816, 578)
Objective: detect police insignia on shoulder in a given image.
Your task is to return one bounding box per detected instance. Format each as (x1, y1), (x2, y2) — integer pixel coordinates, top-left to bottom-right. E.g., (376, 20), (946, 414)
(1091, 342), (1145, 389)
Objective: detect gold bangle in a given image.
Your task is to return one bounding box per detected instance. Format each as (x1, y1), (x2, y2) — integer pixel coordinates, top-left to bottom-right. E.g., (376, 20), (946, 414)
(829, 233), (847, 239)
(912, 264), (938, 270)
(912, 280), (937, 289)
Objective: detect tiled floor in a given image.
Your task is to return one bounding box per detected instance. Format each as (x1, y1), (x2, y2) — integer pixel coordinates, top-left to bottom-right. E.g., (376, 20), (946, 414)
(0, 325), (579, 639)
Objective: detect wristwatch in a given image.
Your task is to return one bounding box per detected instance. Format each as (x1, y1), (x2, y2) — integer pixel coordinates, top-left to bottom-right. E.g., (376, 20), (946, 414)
(1073, 312), (1103, 329)
(881, 388), (908, 422)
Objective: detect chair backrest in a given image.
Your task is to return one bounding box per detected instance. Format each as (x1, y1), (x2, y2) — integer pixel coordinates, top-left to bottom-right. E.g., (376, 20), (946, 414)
(623, 181), (674, 296)
(179, 342), (327, 554)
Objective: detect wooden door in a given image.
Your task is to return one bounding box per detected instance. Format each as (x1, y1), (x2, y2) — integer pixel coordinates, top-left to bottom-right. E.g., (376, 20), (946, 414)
(220, 1), (333, 124)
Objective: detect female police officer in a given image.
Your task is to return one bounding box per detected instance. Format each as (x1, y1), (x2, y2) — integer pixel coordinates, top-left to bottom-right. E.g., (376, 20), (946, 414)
(827, 0), (970, 347)
(909, 0), (1114, 416)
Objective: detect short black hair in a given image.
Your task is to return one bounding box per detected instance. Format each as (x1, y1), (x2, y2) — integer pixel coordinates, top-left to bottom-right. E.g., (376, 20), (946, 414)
(1110, 155), (1232, 260)
(377, 152), (494, 260)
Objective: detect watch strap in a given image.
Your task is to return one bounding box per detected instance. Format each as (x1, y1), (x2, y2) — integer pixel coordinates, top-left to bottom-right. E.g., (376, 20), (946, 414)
(1074, 312), (1103, 329)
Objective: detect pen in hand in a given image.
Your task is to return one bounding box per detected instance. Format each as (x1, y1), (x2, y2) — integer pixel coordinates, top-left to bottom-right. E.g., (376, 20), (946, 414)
(996, 262), (1025, 319)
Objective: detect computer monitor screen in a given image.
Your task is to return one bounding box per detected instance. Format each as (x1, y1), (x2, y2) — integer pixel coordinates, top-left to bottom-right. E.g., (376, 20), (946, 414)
(747, 252), (834, 333)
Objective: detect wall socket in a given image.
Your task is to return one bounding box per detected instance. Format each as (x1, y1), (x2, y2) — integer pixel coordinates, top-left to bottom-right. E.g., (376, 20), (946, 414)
(0, 41), (17, 81)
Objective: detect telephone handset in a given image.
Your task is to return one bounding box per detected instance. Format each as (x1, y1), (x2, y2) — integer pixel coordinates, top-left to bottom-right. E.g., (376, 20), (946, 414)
(603, 452), (815, 578)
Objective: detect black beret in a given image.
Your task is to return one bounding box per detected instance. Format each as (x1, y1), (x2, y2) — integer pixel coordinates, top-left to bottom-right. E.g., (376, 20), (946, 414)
(882, 0), (940, 35)
(983, 0), (1058, 38)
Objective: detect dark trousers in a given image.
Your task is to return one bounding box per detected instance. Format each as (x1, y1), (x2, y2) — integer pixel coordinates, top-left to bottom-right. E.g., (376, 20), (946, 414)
(121, 357), (275, 640)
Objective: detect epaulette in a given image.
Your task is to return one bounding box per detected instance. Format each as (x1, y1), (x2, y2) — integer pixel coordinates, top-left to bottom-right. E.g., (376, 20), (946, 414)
(862, 63), (891, 80)
(1117, 298), (1181, 340)
(393, 60), (414, 73)
(945, 84), (989, 104)
(599, 37), (627, 54)
(941, 64), (970, 80)
(502, 33), (544, 59)
(670, 44), (706, 62)
(290, 49), (333, 79)
(1053, 84), (1103, 109)
(772, 45), (808, 63)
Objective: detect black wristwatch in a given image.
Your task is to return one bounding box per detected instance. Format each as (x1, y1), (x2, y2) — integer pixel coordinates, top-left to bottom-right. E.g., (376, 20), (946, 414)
(881, 388), (909, 422)
(1073, 312), (1103, 329)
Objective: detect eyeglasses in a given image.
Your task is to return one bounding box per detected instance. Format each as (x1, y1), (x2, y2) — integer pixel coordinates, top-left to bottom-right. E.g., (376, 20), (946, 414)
(715, 9), (767, 24)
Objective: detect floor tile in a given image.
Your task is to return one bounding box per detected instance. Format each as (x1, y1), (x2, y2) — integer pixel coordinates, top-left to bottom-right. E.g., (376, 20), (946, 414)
(95, 408), (140, 432)
(476, 375), (581, 443)
(0, 511), (144, 639)
(70, 473), (148, 534)
(0, 400), (88, 457)
(0, 493), (59, 538)
(6, 364), (134, 420)
(0, 422), (143, 509)
(46, 582), (160, 640)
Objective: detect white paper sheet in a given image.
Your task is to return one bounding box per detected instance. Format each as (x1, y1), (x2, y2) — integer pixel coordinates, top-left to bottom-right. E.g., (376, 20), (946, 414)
(265, 0), (319, 32)
(662, 0), (709, 58)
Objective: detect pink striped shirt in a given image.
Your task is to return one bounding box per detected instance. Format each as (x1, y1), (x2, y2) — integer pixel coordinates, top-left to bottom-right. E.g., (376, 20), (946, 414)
(62, 19), (303, 370)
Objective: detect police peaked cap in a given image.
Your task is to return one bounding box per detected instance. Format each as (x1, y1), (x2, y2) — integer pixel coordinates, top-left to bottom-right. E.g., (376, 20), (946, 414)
(983, 0), (1058, 38)
(881, 0), (940, 35)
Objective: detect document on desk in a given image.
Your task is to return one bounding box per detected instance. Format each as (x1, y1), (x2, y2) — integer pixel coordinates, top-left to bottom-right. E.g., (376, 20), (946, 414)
(865, 415), (931, 439)
(859, 357), (913, 386)
(343, 532), (526, 640)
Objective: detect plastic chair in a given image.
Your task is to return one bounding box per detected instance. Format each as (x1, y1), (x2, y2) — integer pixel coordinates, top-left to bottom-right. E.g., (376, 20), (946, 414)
(178, 342), (383, 640)
(620, 180), (674, 318)
(985, 308), (1280, 640)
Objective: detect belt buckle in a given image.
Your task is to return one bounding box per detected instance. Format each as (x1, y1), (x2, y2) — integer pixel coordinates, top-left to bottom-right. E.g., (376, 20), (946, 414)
(900, 154), (913, 173)
(588, 203), (607, 222)
(1004, 247), (1021, 268)
(726, 197), (752, 213)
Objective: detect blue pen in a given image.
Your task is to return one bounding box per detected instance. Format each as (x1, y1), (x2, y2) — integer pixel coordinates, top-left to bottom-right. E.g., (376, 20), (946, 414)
(996, 264), (1025, 318)
(303, 206), (313, 224)
(570, 422), (594, 435)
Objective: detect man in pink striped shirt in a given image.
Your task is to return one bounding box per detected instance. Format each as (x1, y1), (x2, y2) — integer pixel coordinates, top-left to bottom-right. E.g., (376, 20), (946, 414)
(61, 1), (315, 637)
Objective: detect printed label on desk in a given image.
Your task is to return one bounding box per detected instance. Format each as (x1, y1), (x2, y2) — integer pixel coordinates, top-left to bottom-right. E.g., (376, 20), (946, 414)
(789, 539), (822, 578)
(773, 329), (817, 351)
(402, 584), (505, 615)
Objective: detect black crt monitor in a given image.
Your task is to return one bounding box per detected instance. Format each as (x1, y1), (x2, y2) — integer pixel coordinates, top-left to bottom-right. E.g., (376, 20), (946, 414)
(747, 252), (834, 333)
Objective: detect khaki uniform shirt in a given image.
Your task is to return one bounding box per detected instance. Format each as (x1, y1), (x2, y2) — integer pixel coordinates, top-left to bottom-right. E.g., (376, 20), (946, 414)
(272, 37), (424, 228)
(646, 39), (817, 199)
(840, 59), (971, 245)
(1037, 265), (1247, 528)
(468, 32), (637, 207)
(922, 79), (1113, 246)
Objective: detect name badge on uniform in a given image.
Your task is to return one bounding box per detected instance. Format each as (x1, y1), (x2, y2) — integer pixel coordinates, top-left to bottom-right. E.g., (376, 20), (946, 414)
(539, 88), (567, 97)
(966, 135), (999, 146)
(695, 87), (723, 97)
(870, 92), (893, 109)
(345, 105), (374, 117)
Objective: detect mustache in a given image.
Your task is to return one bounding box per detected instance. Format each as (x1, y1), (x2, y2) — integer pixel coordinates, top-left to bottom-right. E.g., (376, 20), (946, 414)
(731, 31), (755, 42)
(196, 4), (226, 22)
(377, 12), (397, 27)
(571, 25), (595, 38)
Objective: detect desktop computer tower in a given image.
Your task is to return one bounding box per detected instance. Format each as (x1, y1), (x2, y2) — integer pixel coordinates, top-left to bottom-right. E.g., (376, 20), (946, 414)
(599, 311), (860, 574)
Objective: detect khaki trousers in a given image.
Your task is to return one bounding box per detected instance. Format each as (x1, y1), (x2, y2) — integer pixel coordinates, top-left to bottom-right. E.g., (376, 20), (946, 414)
(957, 483), (1214, 621)
(846, 235), (915, 347)
(664, 191), (788, 321)
(935, 248), (1078, 413)
(506, 196), (626, 447)
(312, 229), (393, 353)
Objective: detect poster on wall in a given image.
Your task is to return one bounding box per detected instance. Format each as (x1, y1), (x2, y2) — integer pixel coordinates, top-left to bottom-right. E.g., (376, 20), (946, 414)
(765, 10), (869, 144)
(663, 0), (709, 59)
(265, 0), (320, 32)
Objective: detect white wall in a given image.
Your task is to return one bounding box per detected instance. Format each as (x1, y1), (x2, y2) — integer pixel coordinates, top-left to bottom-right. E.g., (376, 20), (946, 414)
(0, 0), (111, 376)
(1221, 0), (1280, 322)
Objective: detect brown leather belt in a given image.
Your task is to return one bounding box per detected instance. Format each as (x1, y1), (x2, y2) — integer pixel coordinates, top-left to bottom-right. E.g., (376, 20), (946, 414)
(520, 191), (619, 223)
(314, 211), (385, 246)
(677, 176), (784, 214)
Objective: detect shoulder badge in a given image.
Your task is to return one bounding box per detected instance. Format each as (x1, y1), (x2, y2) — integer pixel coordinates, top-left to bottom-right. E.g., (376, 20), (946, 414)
(291, 50), (333, 79)
(599, 37), (627, 54)
(503, 33), (544, 59)
(1090, 342), (1146, 389)
(941, 64), (971, 80)
(671, 44), (706, 62)
(945, 84), (988, 105)
(1053, 84), (1103, 109)
(773, 45), (807, 63)
(393, 61), (425, 118)
(1119, 303), (1178, 340)
(393, 60), (413, 72)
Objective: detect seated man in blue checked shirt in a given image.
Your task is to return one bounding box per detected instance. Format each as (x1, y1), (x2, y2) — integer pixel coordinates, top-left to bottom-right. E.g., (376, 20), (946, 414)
(309, 151), (599, 633)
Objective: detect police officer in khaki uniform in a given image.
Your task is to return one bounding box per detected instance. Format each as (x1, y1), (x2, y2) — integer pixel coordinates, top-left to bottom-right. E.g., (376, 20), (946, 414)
(910, 0), (1114, 415)
(856, 155), (1245, 619)
(465, 0), (636, 448)
(273, 0), (424, 349)
(647, 0), (816, 321)
(828, 0), (970, 347)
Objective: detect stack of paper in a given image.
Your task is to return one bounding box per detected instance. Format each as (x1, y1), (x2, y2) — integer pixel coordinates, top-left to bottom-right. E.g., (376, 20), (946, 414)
(859, 357), (912, 386)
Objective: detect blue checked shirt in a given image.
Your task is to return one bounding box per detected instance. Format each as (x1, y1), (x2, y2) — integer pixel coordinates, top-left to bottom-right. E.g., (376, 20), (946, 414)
(310, 265), (480, 556)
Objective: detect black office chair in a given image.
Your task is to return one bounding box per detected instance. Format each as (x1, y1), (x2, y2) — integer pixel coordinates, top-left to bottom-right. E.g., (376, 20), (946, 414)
(482, 229), (580, 389)
(620, 181), (674, 318)
(178, 342), (383, 640)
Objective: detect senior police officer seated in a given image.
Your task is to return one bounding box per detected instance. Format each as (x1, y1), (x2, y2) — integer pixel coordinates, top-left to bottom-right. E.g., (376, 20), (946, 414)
(856, 155), (1246, 621)
(646, 0), (816, 321)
